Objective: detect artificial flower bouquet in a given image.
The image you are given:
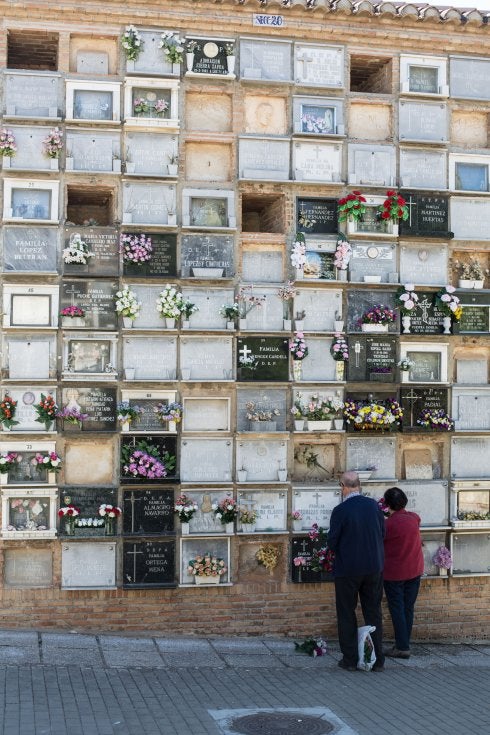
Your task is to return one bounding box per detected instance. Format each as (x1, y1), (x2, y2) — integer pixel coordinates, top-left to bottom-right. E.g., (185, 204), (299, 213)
(114, 286), (141, 319)
(0, 128), (17, 157)
(159, 30), (184, 64)
(294, 637), (328, 658)
(98, 504), (122, 520)
(34, 393), (58, 430)
(156, 284), (184, 319)
(289, 332), (308, 361)
(240, 509), (258, 525)
(133, 97), (149, 115)
(121, 25), (142, 61)
(119, 233), (153, 264)
(291, 233), (307, 271)
(153, 402), (183, 424)
(237, 285), (266, 317)
(187, 553), (227, 578)
(343, 399), (403, 430)
(0, 395), (19, 429)
(290, 396), (306, 420)
(417, 408), (454, 431)
(174, 493), (198, 522)
(435, 286), (462, 321)
(121, 440), (175, 480)
(60, 305), (85, 319)
(396, 284), (419, 315)
(58, 505), (80, 521)
(213, 496), (238, 524)
(303, 395), (336, 421)
(358, 305), (397, 326)
(34, 452), (62, 473)
(62, 234), (94, 265)
(308, 523), (335, 573)
(397, 357), (414, 372)
(333, 234), (352, 271)
(245, 402), (280, 423)
(117, 401), (143, 426)
(289, 510), (303, 521)
(42, 127), (63, 158)
(0, 452), (18, 472)
(219, 302), (239, 321)
(337, 191), (366, 223)
(181, 300), (199, 320)
(378, 189), (409, 222)
(330, 333), (349, 361)
(56, 406), (88, 427)
(432, 545), (452, 569)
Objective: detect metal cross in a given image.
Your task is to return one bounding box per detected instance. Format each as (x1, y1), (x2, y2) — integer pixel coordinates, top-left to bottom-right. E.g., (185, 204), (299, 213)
(312, 491), (322, 506)
(239, 344), (252, 361)
(404, 387), (422, 427)
(65, 283), (77, 306)
(418, 297), (431, 324)
(299, 539), (309, 553)
(125, 543), (144, 584)
(354, 341), (361, 368)
(405, 194), (417, 228)
(129, 491), (137, 534)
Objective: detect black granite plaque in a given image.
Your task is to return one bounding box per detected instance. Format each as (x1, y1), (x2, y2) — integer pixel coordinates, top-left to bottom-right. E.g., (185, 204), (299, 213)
(291, 536), (333, 584)
(347, 336), (396, 382)
(64, 227), (119, 277)
(60, 280), (118, 330)
(62, 387), (117, 432)
(120, 435), (177, 483)
(180, 234), (234, 278)
(3, 227), (58, 272)
(347, 291), (398, 333)
(400, 387), (448, 431)
(409, 292), (446, 335)
(453, 292), (490, 334)
(296, 198), (338, 235)
(187, 39), (229, 75)
(123, 540), (176, 588)
(7, 451), (48, 484)
(237, 337), (289, 382)
(399, 193), (452, 239)
(122, 488), (174, 535)
(60, 486), (117, 536)
(123, 233), (177, 278)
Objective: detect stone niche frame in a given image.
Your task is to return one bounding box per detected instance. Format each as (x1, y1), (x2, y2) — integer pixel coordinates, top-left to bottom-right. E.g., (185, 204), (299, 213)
(293, 42), (344, 88)
(2, 285), (59, 329)
(0, 387), (57, 433)
(125, 29), (181, 77)
(1, 486), (58, 539)
(450, 531), (490, 577)
(184, 36), (236, 79)
(123, 77), (179, 130)
(180, 438), (233, 483)
(65, 80), (121, 123)
(239, 37), (292, 83)
(399, 147), (447, 191)
(347, 196), (398, 239)
(452, 387), (490, 432)
(65, 129), (121, 174)
(122, 182), (176, 227)
(449, 153), (490, 194)
(449, 55), (490, 102)
(120, 390), (178, 434)
(293, 95), (345, 137)
(235, 437), (289, 484)
(3, 334), (57, 381)
(182, 397), (231, 433)
(398, 100), (449, 144)
(124, 132), (178, 178)
(236, 489), (287, 533)
(348, 144), (396, 187)
(0, 440), (57, 484)
(182, 189), (236, 229)
(400, 55), (448, 97)
(2, 125), (62, 172)
(179, 536), (231, 586)
(293, 140), (342, 183)
(450, 480), (490, 530)
(400, 343), (449, 384)
(180, 336), (233, 381)
(61, 332), (118, 381)
(3, 71), (62, 120)
(2, 179), (59, 224)
(238, 137), (290, 181)
(61, 542), (116, 589)
(450, 197), (490, 240)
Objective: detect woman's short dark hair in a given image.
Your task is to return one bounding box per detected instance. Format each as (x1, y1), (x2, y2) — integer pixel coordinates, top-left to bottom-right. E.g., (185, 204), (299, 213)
(383, 486), (408, 512)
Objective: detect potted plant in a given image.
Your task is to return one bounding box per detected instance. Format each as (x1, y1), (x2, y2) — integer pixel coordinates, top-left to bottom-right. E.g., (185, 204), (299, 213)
(237, 285), (266, 329)
(289, 510), (303, 532)
(187, 552), (227, 584)
(156, 284), (184, 328)
(432, 545), (452, 576)
(167, 153), (178, 176)
(58, 504), (80, 535)
(153, 402), (182, 432)
(60, 305), (85, 328)
(174, 493), (198, 535)
(343, 399), (403, 432)
(121, 25), (142, 62)
(397, 357), (415, 382)
(42, 127), (63, 169)
(213, 496), (238, 534)
(330, 333), (349, 381)
(98, 503), (122, 536)
(377, 189), (409, 234)
(396, 284), (419, 333)
(219, 302), (239, 330)
(119, 232), (153, 265)
(33, 452), (62, 484)
(34, 393), (58, 431)
(291, 395), (306, 432)
(121, 439), (175, 480)
(358, 304), (397, 333)
(337, 191), (367, 223)
(333, 233), (352, 280)
(240, 508), (258, 533)
(0, 452), (18, 483)
(223, 41), (235, 74)
(0, 128), (17, 165)
(289, 331), (308, 381)
(181, 300), (199, 328)
(159, 30), (184, 71)
(435, 285), (462, 334)
(56, 405), (89, 430)
(458, 258), (489, 289)
(245, 402), (280, 432)
(115, 285), (141, 328)
(0, 395), (19, 431)
(303, 395), (335, 432)
(62, 233), (94, 267)
(117, 401), (143, 432)
(291, 233), (307, 279)
(416, 408), (455, 431)
(277, 281), (298, 330)
(455, 260), (474, 289)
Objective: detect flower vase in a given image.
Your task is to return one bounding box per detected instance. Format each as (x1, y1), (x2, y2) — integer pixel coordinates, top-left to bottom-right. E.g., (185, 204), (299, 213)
(181, 522), (190, 535)
(167, 164), (178, 176)
(293, 360), (302, 381)
(277, 469), (287, 482)
(181, 368), (191, 380)
(334, 418), (344, 430)
(47, 471), (57, 485)
(294, 419), (304, 431)
(124, 368), (135, 381)
(122, 316), (134, 329)
(166, 318), (176, 329)
(293, 519), (303, 532)
(105, 518), (116, 536)
(0, 473), (8, 484)
(458, 279), (474, 289)
(337, 269), (348, 282)
(402, 315), (411, 334)
(307, 420), (332, 431)
(226, 321), (235, 331)
(65, 520), (75, 536)
(121, 420), (131, 432)
(237, 469), (247, 482)
(195, 574), (220, 585)
(49, 158), (59, 170)
(442, 316), (452, 335)
(225, 521), (234, 535)
(2, 426), (12, 432)
(335, 361), (345, 381)
(239, 318), (247, 330)
(400, 371), (410, 383)
(283, 319), (292, 331)
(186, 52), (195, 71)
(168, 420), (177, 432)
(473, 280), (484, 289)
(241, 523), (255, 533)
(226, 55), (236, 74)
(334, 320), (344, 331)
(294, 320), (304, 330)
(438, 567), (448, 576)
(182, 320), (190, 329)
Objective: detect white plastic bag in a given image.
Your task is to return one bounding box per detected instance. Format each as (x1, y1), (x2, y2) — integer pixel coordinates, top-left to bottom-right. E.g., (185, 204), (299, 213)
(357, 625), (377, 671)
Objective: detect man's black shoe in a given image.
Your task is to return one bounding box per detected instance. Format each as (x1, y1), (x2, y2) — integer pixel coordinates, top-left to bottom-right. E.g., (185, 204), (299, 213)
(338, 659), (357, 671)
(371, 663), (385, 672)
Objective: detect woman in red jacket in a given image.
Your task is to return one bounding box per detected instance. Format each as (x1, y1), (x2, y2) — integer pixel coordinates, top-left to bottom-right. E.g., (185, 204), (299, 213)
(382, 486), (424, 659)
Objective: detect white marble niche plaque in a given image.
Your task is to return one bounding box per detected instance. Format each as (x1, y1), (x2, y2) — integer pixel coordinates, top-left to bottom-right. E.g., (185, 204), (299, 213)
(456, 358), (487, 385)
(123, 336), (176, 380)
(123, 78), (179, 129)
(185, 490), (233, 533)
(179, 337), (233, 381)
(5, 335), (56, 380)
(239, 138), (290, 181)
(125, 29), (179, 76)
(451, 533), (490, 576)
(4, 72), (61, 119)
(450, 56), (490, 101)
(452, 388), (490, 431)
(398, 101), (448, 143)
(239, 38), (292, 82)
(451, 437), (490, 479)
(450, 197), (490, 240)
(236, 439), (288, 483)
(3, 180), (59, 223)
(123, 183), (176, 226)
(3, 285), (58, 328)
(293, 96), (344, 136)
(349, 244), (396, 284)
(2, 226), (58, 274)
(348, 144), (395, 187)
(296, 339), (337, 382)
(399, 245), (448, 286)
(125, 132), (177, 177)
(241, 251), (283, 283)
(180, 439), (233, 483)
(66, 80), (120, 123)
(399, 148), (447, 190)
(1, 387), (57, 432)
(346, 437), (396, 480)
(66, 130), (120, 173)
(294, 43), (344, 88)
(4, 126), (55, 171)
(237, 490), (287, 532)
(242, 287), (283, 332)
(293, 141), (342, 183)
(181, 288), (235, 330)
(61, 542), (116, 589)
(292, 487), (340, 531)
(182, 398), (231, 433)
(294, 289), (342, 332)
(398, 481), (448, 527)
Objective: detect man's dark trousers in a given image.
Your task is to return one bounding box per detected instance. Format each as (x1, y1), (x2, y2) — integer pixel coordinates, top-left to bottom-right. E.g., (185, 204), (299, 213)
(334, 572), (384, 667)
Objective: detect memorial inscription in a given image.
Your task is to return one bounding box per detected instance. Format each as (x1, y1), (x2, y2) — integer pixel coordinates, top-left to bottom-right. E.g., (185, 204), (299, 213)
(399, 194), (451, 238)
(61, 387), (117, 432)
(123, 541), (176, 588)
(123, 489), (174, 535)
(181, 235), (234, 278)
(297, 198), (338, 235)
(237, 337), (289, 382)
(400, 387), (448, 431)
(60, 280), (118, 330)
(347, 336), (396, 382)
(2, 227), (58, 273)
(64, 228), (119, 277)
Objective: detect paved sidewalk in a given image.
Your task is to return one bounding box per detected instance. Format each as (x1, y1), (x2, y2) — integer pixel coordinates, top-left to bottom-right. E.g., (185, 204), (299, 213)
(0, 630), (489, 734)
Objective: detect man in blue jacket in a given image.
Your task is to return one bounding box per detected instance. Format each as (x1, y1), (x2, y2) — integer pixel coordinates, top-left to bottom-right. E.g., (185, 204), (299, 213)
(327, 470), (386, 672)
